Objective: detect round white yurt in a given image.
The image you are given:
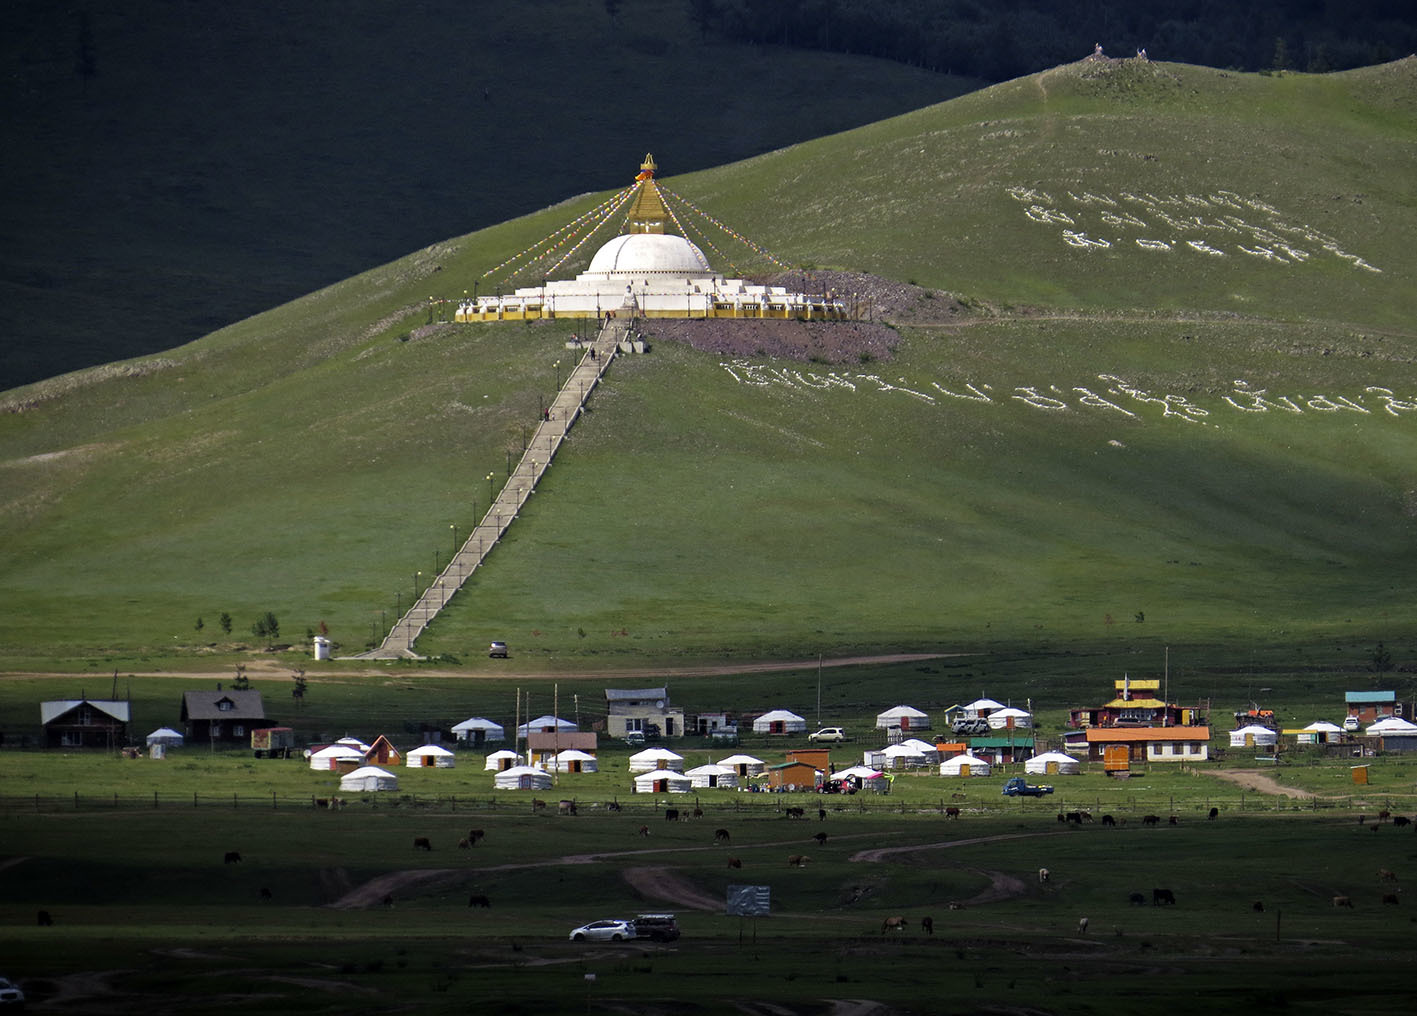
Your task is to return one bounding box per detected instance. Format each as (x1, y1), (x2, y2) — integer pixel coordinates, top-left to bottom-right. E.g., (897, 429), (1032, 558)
(1026, 751), (1081, 776)
(879, 743), (930, 769)
(452, 717), (505, 744)
(628, 747), (685, 773)
(145, 727), (184, 748)
(876, 705), (931, 731)
(685, 764), (739, 789)
(1298, 720), (1343, 744)
(987, 707), (1033, 731)
(962, 698), (1005, 717)
(339, 765), (398, 792)
(493, 765), (553, 791)
(309, 744), (365, 772)
(483, 749), (522, 771)
(1368, 716), (1417, 736)
(633, 770), (692, 794)
(939, 752), (992, 777)
(752, 709), (806, 735)
(406, 744), (456, 768)
(516, 715), (577, 738)
(898, 738), (940, 760)
(548, 749), (599, 774)
(717, 753), (766, 777)
(1230, 725), (1279, 749)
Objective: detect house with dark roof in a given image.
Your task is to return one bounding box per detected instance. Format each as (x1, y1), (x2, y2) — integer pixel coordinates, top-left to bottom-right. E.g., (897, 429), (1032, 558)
(40, 698), (131, 748)
(181, 690), (266, 744)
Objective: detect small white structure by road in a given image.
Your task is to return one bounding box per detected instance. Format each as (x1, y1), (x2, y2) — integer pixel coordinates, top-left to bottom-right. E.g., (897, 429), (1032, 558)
(876, 705), (930, 731)
(939, 752), (992, 777)
(628, 747), (685, 772)
(484, 749), (522, 771)
(145, 727), (184, 748)
(685, 764), (739, 789)
(406, 745), (456, 768)
(633, 769), (692, 794)
(1026, 751), (1080, 776)
(452, 717), (505, 744)
(339, 766), (399, 793)
(753, 709), (806, 735)
(494, 765), (553, 791)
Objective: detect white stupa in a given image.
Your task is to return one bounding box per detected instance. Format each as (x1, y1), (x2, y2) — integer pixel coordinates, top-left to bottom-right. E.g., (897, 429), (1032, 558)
(458, 155), (846, 323)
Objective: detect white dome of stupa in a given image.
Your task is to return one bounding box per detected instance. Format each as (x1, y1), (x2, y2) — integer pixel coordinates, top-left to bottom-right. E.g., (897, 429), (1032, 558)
(584, 233), (710, 278)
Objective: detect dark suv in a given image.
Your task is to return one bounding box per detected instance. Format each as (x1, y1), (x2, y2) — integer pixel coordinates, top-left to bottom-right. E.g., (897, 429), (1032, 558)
(632, 913), (680, 942)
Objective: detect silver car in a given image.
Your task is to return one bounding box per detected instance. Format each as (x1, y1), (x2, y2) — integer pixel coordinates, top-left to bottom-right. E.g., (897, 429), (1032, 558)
(568, 919), (636, 942)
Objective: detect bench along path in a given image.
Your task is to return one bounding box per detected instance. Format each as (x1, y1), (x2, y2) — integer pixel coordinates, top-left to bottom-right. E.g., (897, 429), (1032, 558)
(354, 314), (629, 659)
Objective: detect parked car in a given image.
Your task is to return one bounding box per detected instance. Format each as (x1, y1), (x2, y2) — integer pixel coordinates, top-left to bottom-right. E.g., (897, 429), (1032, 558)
(0, 977), (24, 1006)
(488, 641), (508, 659)
(632, 913), (680, 941)
(1001, 775), (1054, 797)
(621, 730), (646, 747)
(808, 727), (847, 743)
(1342, 715), (1361, 732)
(568, 919), (636, 942)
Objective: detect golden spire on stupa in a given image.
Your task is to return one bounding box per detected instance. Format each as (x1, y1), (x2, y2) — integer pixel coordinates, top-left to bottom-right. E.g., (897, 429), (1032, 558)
(624, 153), (669, 234)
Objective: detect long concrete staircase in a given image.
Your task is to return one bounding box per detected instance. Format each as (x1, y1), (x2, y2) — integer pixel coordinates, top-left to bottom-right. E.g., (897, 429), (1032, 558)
(353, 314), (632, 659)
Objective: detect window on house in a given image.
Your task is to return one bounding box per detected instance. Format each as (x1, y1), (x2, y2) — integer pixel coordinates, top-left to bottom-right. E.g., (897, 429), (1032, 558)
(234, 725), (245, 737)
(218, 700), (234, 711)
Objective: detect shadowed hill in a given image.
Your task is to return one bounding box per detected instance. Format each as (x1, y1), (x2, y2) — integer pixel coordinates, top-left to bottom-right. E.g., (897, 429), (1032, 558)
(1, 58), (1414, 669)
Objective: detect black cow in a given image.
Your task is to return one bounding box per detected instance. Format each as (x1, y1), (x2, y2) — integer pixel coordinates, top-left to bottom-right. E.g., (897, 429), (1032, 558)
(714, 828), (731, 843)
(413, 837), (432, 851)
(468, 894), (491, 908)
(224, 851), (242, 864)
(1153, 888), (1176, 906)
(1101, 814), (1116, 827)
(665, 808), (679, 822)
(37, 910), (53, 926)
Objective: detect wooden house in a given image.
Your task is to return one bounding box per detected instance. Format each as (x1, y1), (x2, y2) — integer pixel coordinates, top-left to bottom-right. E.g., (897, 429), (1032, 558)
(181, 690), (265, 744)
(765, 760), (821, 790)
(1081, 726), (1211, 763)
(527, 731), (597, 767)
(40, 698), (131, 748)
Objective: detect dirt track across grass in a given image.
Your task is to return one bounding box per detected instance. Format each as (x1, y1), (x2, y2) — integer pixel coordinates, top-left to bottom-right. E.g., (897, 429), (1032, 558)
(1202, 769), (1314, 799)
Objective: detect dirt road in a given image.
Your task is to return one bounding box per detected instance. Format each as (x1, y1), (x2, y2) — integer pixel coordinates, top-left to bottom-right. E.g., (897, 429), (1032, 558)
(1202, 769), (1314, 799)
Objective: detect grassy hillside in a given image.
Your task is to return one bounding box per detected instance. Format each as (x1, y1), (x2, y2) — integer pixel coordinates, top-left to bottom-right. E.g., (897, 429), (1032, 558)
(1, 57), (1415, 674)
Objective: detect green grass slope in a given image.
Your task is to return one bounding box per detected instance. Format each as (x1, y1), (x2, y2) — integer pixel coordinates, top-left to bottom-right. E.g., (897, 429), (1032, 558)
(1, 58), (1415, 670)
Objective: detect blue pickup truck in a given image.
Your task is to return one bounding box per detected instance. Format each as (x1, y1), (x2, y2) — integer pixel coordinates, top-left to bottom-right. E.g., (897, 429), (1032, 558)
(1001, 775), (1054, 797)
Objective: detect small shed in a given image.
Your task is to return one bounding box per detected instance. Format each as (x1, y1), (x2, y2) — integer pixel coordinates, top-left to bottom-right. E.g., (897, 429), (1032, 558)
(145, 727), (184, 748)
(765, 760), (821, 790)
(987, 707), (1033, 731)
(494, 765), (553, 790)
(339, 766), (398, 792)
(548, 749), (599, 773)
(876, 705), (930, 731)
(484, 749), (522, 771)
(717, 753), (766, 778)
(364, 735), (401, 766)
(939, 752), (992, 777)
(686, 763), (739, 789)
(406, 744), (456, 768)
(632, 770), (692, 794)
(452, 717), (505, 745)
(1026, 751), (1080, 775)
(309, 744), (365, 771)
(752, 709), (806, 735)
(628, 747), (685, 772)
(1229, 725), (1279, 749)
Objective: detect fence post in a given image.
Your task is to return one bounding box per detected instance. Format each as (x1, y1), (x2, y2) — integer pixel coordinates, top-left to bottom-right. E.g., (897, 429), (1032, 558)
(194, 792), (198, 808)
(272, 790), (277, 810)
(74, 791), (79, 810)
(154, 790), (159, 809)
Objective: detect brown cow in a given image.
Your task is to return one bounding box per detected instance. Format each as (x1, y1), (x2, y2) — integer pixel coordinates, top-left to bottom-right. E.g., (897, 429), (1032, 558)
(788, 854), (811, 867)
(1380, 868), (1398, 882)
(881, 916), (908, 934)
(727, 857), (742, 869)
(1333, 895), (1354, 908)
(638, 825), (650, 837)
(945, 807), (961, 819)
(920, 915), (934, 935)
(532, 799), (547, 811)
(413, 837), (432, 851)
(467, 829), (485, 844)
(813, 832), (828, 846)
(458, 838), (470, 849)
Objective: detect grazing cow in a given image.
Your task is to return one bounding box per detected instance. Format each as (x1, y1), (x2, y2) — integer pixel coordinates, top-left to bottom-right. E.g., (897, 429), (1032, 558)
(1252, 900), (1264, 912)
(315, 797), (330, 809)
(1101, 814), (1116, 827)
(1378, 809), (1392, 822)
(467, 829), (485, 844)
(1333, 895), (1354, 908)
(813, 832), (828, 846)
(1168, 816), (1180, 826)
(947, 901), (964, 911)
(224, 851), (242, 864)
(1066, 811), (1083, 825)
(727, 857), (742, 869)
(558, 800), (577, 816)
(1039, 868), (1050, 884)
(691, 807), (704, 819)
(1077, 917), (1089, 934)
(638, 825), (650, 837)
(945, 807), (961, 819)
(1394, 816), (1412, 828)
(665, 809), (679, 822)
(714, 828), (731, 843)
(1152, 888), (1176, 906)
(532, 799), (547, 811)
(1056, 813), (1067, 824)
(467, 894), (491, 908)
(1078, 811), (1093, 823)
(1382, 893), (1400, 905)
(881, 916), (908, 934)
(36, 910), (53, 926)
(1128, 892), (1146, 906)
(458, 838), (470, 849)
(785, 806), (805, 819)
(607, 801), (622, 812)
(1142, 815), (1161, 826)
(258, 887), (272, 901)
(788, 854), (811, 867)
(413, 837), (432, 851)
(382, 894), (395, 908)
(819, 808), (827, 821)
(950, 792), (967, 801)
(1208, 807), (1219, 820)
(1380, 868), (1398, 882)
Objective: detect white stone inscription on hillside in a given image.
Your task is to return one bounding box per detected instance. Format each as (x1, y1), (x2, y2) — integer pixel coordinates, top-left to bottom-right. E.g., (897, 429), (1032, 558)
(1007, 187), (1381, 272)
(717, 362), (1417, 428)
